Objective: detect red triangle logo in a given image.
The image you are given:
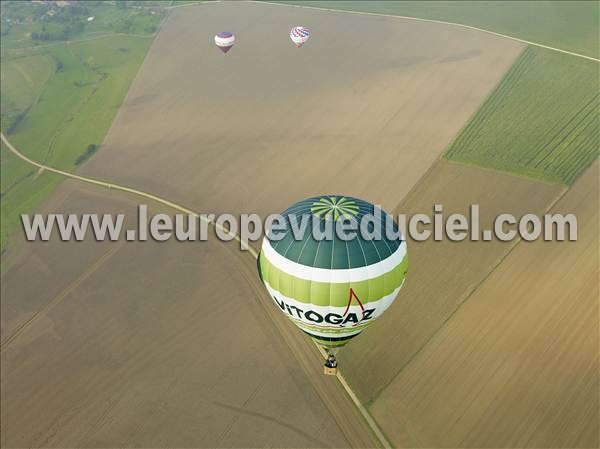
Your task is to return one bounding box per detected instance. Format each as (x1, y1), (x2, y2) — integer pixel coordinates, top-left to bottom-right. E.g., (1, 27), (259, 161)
(343, 288), (365, 316)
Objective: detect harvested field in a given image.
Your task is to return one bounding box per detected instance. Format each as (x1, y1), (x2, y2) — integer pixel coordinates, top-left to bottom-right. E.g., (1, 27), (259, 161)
(81, 1), (524, 218)
(341, 160), (563, 405)
(370, 161), (599, 448)
(1, 181), (376, 448)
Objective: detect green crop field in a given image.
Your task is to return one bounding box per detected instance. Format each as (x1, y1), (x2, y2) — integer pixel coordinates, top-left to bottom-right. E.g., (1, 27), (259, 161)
(445, 47), (599, 185)
(276, 1), (599, 58)
(1, 36), (152, 250)
(1, 54), (55, 132)
(277, 1), (599, 186)
(1, 0), (163, 253)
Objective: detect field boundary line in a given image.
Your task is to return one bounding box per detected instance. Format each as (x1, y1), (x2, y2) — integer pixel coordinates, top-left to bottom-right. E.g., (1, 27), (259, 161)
(1, 131), (388, 448)
(0, 241), (125, 351)
(249, 0), (600, 63)
(165, 0), (222, 9)
(314, 345), (393, 449)
(370, 184), (570, 405)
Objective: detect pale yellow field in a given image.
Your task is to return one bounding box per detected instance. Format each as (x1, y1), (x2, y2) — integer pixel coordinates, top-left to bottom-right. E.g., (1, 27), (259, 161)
(370, 161), (599, 448)
(1, 181), (374, 448)
(341, 160), (564, 405)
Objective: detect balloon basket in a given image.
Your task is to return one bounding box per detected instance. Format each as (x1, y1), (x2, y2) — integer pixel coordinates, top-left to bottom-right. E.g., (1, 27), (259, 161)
(323, 349), (338, 375)
(324, 366), (338, 376)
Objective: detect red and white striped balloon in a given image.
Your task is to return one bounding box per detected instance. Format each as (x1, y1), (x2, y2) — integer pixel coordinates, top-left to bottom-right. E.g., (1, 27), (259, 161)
(290, 26), (310, 47)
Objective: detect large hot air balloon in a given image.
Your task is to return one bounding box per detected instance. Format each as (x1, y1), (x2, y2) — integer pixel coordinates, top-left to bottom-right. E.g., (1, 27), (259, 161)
(290, 26), (310, 47)
(258, 196), (408, 374)
(214, 31), (235, 53)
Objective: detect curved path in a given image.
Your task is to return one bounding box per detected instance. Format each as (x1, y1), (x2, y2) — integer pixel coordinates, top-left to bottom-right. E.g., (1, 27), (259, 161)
(1, 131), (389, 448)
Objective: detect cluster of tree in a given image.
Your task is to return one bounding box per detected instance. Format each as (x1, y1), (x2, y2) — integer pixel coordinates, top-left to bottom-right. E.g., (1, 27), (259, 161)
(1, 21), (11, 36)
(31, 21), (84, 41)
(74, 144), (99, 166)
(113, 17), (133, 34)
(46, 3), (91, 23)
(3, 106), (30, 135)
(12, 0), (164, 43)
(25, 1), (93, 42)
(49, 54), (64, 72)
(2, 1), (47, 24)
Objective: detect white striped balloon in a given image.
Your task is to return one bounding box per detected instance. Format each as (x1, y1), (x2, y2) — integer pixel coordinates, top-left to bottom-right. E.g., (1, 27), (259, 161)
(290, 26), (310, 47)
(214, 32), (235, 53)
